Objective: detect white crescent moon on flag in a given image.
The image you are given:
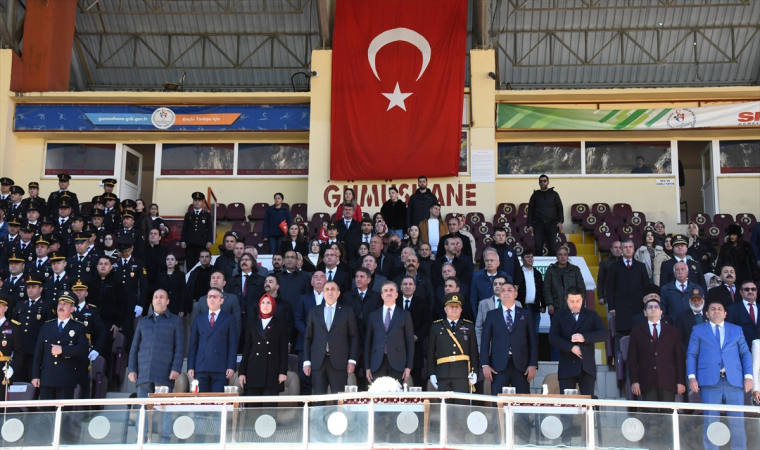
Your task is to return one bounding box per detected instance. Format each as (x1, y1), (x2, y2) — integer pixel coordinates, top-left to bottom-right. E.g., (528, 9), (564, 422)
(368, 28), (431, 82)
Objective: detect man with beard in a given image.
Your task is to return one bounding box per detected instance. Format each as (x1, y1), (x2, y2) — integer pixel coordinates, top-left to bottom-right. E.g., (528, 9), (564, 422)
(406, 176), (438, 233)
(527, 174), (563, 257)
(706, 265), (741, 310)
(393, 253), (435, 310)
(213, 232), (239, 275)
(276, 250), (312, 310)
(368, 235), (396, 279)
(416, 243), (434, 278)
(87, 256), (128, 371)
(186, 250), (214, 306)
(263, 275), (296, 349)
(436, 215), (473, 260)
(597, 240), (622, 308)
(226, 253), (265, 349)
(726, 280), (759, 349)
(269, 253), (284, 276)
(675, 292), (707, 352)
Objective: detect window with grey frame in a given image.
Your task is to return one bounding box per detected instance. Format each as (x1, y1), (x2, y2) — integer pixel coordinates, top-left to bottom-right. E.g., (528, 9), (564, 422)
(497, 142), (582, 175)
(585, 141), (672, 175)
(719, 140), (760, 174)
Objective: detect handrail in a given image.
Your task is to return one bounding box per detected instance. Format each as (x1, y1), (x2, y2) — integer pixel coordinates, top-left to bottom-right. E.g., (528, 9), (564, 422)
(3, 391), (758, 414)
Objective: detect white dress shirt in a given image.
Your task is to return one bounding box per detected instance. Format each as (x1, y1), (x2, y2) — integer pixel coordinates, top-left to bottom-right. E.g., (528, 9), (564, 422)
(384, 304), (396, 321)
(648, 320), (661, 338)
(522, 267), (536, 304)
(314, 291), (324, 305)
(208, 309), (221, 322)
(261, 317), (272, 329)
(743, 300), (757, 324)
(427, 219), (440, 252)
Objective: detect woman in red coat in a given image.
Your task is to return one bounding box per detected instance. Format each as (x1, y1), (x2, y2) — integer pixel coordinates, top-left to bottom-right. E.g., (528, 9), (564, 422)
(335, 188), (363, 222)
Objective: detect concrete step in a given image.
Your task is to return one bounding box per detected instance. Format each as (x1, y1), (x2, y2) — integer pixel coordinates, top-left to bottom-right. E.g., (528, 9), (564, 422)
(568, 234), (584, 244)
(580, 254), (600, 267)
(574, 243), (596, 255)
(588, 266), (599, 278)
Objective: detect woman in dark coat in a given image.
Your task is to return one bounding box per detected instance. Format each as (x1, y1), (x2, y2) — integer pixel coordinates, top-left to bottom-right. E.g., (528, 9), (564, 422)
(262, 193), (292, 255)
(686, 221), (716, 275)
(279, 223), (308, 257)
(156, 253), (188, 316)
(239, 293), (289, 400)
(716, 224), (758, 285)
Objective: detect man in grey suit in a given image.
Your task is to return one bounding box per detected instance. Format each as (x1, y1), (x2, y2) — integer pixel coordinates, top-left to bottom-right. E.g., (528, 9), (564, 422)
(303, 281), (360, 397)
(192, 271), (242, 348)
(475, 275), (524, 346)
(352, 255), (387, 293)
(365, 281), (414, 384)
(128, 289), (185, 395)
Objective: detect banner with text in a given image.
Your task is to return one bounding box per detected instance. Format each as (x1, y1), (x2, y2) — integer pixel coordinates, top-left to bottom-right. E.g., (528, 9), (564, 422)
(497, 101), (760, 130)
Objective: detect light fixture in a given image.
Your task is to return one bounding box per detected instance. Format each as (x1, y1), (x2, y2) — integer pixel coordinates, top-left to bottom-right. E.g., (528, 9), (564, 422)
(487, 72), (497, 80)
(306, 71), (318, 78)
(162, 72), (186, 92)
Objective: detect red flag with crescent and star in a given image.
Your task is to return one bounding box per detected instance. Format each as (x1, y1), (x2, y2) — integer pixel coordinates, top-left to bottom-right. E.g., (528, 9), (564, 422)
(330, 0), (467, 181)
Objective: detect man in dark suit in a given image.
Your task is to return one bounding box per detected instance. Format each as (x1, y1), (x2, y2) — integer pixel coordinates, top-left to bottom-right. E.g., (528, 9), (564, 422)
(469, 248), (509, 317)
(367, 235), (397, 279)
(606, 239), (649, 336)
(548, 285), (608, 395)
(303, 281), (360, 398)
(352, 255), (388, 293)
(365, 281), (415, 384)
(514, 248), (544, 338)
(397, 276), (432, 387)
(430, 237), (470, 289)
(659, 234), (707, 291)
(628, 297), (686, 407)
(435, 216), (473, 260)
(180, 192), (214, 270)
(321, 248), (351, 295)
(661, 261), (704, 319)
(630, 285), (675, 328)
(706, 265), (741, 310)
(726, 280), (759, 348)
(31, 292), (89, 400)
(481, 282), (538, 395)
(675, 292), (706, 352)
(187, 288), (237, 392)
(393, 254), (435, 311)
(349, 268), (383, 333)
(336, 204), (361, 244)
(275, 250), (312, 309)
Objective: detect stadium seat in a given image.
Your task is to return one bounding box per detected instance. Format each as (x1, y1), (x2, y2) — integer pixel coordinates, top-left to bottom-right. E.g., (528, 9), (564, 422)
(521, 232), (535, 250)
(215, 203), (227, 221)
(91, 355), (109, 406)
(465, 212), (486, 227)
(613, 203), (633, 219)
(496, 202), (517, 217)
(591, 203), (610, 216)
(619, 230), (643, 249)
(638, 221), (655, 236)
(480, 235), (494, 247)
(252, 220), (264, 234)
(736, 213), (757, 228)
(253, 240), (270, 255)
(712, 214), (734, 231)
(705, 224), (721, 244)
(80, 201), (93, 217)
(311, 212), (331, 226)
(248, 203), (269, 221)
(245, 232), (263, 247)
(187, 204), (195, 213)
(8, 382), (36, 410)
(690, 212), (712, 230)
(513, 242), (525, 256)
(225, 203), (245, 221)
(560, 241), (577, 256)
(493, 213), (512, 227)
(168, 240), (185, 261)
(475, 240), (488, 261)
(514, 213), (528, 231)
(626, 211), (646, 228)
(444, 212), (461, 224)
(500, 223), (515, 235)
(231, 221), (251, 238)
(596, 228), (618, 252)
(582, 213), (600, 233)
(517, 203), (529, 216)
(505, 233), (519, 246)
(474, 222), (494, 238)
(111, 332), (128, 385)
(602, 213), (624, 232)
(571, 203), (590, 232)
(291, 203), (308, 223)
(555, 233), (567, 244)
(362, 212), (371, 221)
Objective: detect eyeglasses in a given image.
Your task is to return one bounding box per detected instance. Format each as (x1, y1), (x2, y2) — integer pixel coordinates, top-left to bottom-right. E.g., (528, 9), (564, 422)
(646, 304), (660, 310)
(743, 287), (757, 292)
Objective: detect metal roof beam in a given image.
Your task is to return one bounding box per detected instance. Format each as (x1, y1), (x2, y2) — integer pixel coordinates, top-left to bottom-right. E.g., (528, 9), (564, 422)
(76, 0), (314, 15)
(315, 0), (334, 49)
(473, 0), (488, 49)
(506, 0), (750, 12)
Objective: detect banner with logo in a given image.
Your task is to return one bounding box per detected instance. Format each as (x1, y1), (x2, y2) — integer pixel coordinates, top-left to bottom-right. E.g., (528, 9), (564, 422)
(330, 0), (467, 180)
(14, 104), (310, 132)
(497, 101), (760, 130)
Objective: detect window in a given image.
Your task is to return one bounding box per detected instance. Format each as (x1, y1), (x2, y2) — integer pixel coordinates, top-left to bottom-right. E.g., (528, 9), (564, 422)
(719, 140), (760, 174)
(585, 141), (671, 175)
(497, 142), (581, 175)
(460, 130), (468, 173)
(237, 144), (308, 175)
(160, 144), (234, 176)
(45, 143), (116, 176)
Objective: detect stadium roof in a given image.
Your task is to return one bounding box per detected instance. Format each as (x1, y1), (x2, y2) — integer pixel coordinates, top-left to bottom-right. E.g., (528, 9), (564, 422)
(0, 0), (758, 91)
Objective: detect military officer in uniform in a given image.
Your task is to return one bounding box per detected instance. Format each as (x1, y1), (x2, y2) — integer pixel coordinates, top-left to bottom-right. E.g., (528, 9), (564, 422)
(67, 232), (98, 283)
(0, 216), (22, 272)
(31, 291), (89, 400)
(21, 181), (46, 213)
(113, 236), (149, 347)
(181, 192), (214, 269)
(101, 178), (117, 195)
(71, 279), (106, 400)
(54, 197), (75, 243)
(13, 221), (37, 263)
(0, 292), (24, 400)
(0, 177), (13, 202)
(83, 224), (102, 257)
(117, 211), (146, 259)
(24, 202), (42, 234)
(427, 293), (479, 398)
(12, 274), (54, 382)
(44, 252), (72, 303)
(102, 193), (120, 232)
(6, 185), (26, 217)
(2, 252), (28, 317)
(26, 235), (53, 279)
(46, 173), (80, 217)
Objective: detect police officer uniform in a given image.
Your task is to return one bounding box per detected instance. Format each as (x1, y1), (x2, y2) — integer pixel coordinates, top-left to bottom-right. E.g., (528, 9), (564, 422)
(44, 252), (72, 303)
(31, 291), (88, 400)
(101, 178), (117, 196)
(427, 293), (479, 396)
(0, 216), (22, 272)
(66, 233), (99, 284)
(12, 274), (54, 382)
(82, 224), (102, 257)
(25, 235), (54, 279)
(54, 198), (75, 242)
(102, 193), (121, 233)
(116, 211), (146, 259)
(6, 185), (26, 217)
(71, 279), (107, 400)
(0, 178), (13, 202)
(11, 222), (36, 264)
(0, 292), (24, 400)
(24, 202), (42, 236)
(21, 181), (46, 213)
(2, 252), (28, 317)
(113, 236), (149, 345)
(181, 191), (213, 269)
(46, 173), (80, 217)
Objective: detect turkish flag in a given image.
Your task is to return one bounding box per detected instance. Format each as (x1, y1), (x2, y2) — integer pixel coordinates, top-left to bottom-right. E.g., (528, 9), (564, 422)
(330, 0), (467, 181)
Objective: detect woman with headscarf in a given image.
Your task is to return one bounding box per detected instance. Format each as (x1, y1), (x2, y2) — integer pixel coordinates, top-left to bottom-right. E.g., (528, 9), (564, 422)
(652, 235), (674, 286)
(101, 232), (119, 262)
(302, 239), (322, 273)
(716, 224), (758, 285)
(238, 293), (289, 402)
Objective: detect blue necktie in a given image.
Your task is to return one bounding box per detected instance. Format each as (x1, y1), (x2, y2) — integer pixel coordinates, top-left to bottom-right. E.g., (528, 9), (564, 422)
(714, 324), (721, 347)
(506, 309), (513, 333)
(58, 321), (63, 335)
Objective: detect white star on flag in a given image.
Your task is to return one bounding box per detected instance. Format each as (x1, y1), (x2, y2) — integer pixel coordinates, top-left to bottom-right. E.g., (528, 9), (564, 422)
(382, 83), (412, 111)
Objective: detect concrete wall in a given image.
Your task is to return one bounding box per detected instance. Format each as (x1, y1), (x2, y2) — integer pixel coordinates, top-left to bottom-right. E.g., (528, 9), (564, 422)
(718, 176), (760, 216)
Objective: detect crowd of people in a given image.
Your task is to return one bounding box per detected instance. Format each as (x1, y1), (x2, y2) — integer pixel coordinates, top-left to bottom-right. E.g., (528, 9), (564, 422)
(1, 172), (759, 445)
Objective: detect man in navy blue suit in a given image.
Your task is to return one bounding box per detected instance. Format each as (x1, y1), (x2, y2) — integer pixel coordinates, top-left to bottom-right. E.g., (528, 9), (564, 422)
(726, 280), (759, 348)
(469, 248), (509, 317)
(688, 301), (754, 450)
(188, 287), (237, 393)
(481, 282), (538, 395)
(294, 271), (326, 394)
(365, 281), (415, 384)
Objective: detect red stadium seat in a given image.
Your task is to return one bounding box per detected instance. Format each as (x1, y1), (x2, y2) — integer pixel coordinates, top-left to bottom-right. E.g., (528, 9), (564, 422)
(517, 203), (529, 216)
(595, 223), (613, 237)
(362, 212), (371, 221)
(231, 221), (251, 238)
(619, 230), (643, 249)
(740, 223), (753, 242)
(474, 222), (494, 238)
(638, 221), (655, 236)
(187, 204), (194, 213)
(736, 213), (757, 229)
(705, 224), (721, 244)
(582, 214), (600, 233)
(291, 203), (308, 223)
(475, 240), (487, 261)
(226, 203), (246, 221)
(513, 241), (525, 256)
(558, 241), (577, 256)
(626, 211), (646, 228)
(245, 232), (263, 246)
(602, 213), (624, 233)
(248, 203), (269, 221)
(505, 233), (519, 247)
(111, 333), (128, 384)
(252, 220), (264, 234)
(444, 212), (462, 224)
(712, 214), (734, 231)
(596, 223), (618, 252)
(521, 232), (535, 250)
(514, 214), (528, 231)
(571, 203), (590, 230)
(690, 212), (712, 230)
(480, 235), (494, 247)
(253, 240), (270, 255)
(493, 213), (512, 227)
(215, 203), (227, 221)
(311, 212), (331, 226)
(592, 203), (611, 216)
(613, 203), (633, 219)
(80, 202), (93, 217)
(496, 202), (517, 218)
(465, 212), (486, 227)
(281, 203), (290, 212)
(555, 233), (567, 244)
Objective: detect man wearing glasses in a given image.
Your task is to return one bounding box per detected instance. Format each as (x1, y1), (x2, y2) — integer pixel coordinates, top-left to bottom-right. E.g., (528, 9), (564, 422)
(726, 281), (759, 355)
(627, 296), (685, 408)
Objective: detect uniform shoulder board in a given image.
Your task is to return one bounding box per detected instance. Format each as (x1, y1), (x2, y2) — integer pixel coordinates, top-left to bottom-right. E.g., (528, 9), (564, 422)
(87, 303), (97, 308)
(142, 268), (147, 275)
(11, 320), (21, 326)
(462, 319), (473, 324)
(46, 318), (56, 323)
(433, 319), (443, 323)
(71, 317), (81, 323)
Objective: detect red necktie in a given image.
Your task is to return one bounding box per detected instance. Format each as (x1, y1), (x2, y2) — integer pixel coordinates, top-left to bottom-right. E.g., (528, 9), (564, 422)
(652, 323), (657, 345)
(210, 312), (216, 327)
(626, 260), (631, 269)
(750, 303), (756, 325)
(729, 286), (734, 302)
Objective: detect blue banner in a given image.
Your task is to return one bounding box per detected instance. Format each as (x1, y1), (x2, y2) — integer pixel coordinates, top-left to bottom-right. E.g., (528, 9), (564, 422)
(13, 104), (310, 132)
